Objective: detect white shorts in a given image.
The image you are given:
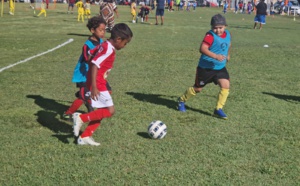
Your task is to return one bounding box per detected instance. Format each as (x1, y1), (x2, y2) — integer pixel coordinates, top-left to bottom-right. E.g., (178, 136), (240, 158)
(91, 91), (114, 108)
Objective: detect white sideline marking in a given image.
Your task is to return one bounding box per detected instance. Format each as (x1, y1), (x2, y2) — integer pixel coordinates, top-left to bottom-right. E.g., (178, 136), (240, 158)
(0, 38), (74, 73)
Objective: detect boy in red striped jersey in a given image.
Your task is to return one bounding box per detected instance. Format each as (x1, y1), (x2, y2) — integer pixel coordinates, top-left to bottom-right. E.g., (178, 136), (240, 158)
(63, 16), (107, 121)
(73, 23), (133, 146)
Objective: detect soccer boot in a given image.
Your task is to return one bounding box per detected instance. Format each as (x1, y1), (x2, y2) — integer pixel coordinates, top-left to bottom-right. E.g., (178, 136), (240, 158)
(62, 112), (72, 122)
(178, 98), (186, 112)
(213, 108), (228, 120)
(77, 136), (100, 146)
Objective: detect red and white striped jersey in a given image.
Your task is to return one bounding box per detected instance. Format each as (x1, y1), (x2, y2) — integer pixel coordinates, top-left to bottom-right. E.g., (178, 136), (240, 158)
(87, 41), (115, 91)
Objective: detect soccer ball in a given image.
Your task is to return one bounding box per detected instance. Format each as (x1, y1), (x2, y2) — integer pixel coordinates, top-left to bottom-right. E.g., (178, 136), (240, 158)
(147, 120), (167, 139)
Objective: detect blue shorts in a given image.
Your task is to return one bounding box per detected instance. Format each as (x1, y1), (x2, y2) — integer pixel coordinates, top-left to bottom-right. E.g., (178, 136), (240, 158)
(254, 14), (266, 24)
(156, 8), (164, 16)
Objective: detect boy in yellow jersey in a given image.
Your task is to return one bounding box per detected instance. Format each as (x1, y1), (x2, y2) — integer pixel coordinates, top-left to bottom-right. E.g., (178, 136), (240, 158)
(9, 0), (15, 15)
(178, 14), (231, 120)
(131, 0), (137, 23)
(76, 0), (84, 22)
(84, 0), (91, 19)
(37, 1), (47, 17)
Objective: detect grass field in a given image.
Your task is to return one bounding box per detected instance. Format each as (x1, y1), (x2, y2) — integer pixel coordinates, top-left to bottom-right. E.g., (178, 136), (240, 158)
(0, 2), (300, 185)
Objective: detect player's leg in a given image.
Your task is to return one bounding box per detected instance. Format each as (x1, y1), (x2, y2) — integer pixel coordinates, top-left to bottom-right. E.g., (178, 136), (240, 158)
(216, 79), (229, 109)
(254, 15), (259, 29)
(37, 10), (42, 16)
(87, 10), (91, 19)
(178, 67), (207, 112)
(131, 11), (136, 23)
(159, 9), (164, 25)
(63, 83), (88, 120)
(214, 68), (230, 119)
(259, 15), (266, 29)
(155, 8), (159, 24)
(77, 120), (101, 146)
(145, 14), (148, 22)
(73, 91), (114, 137)
(78, 86), (94, 112)
(63, 91), (84, 120)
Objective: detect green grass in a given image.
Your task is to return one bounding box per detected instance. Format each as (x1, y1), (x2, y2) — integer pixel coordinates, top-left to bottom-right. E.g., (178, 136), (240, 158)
(0, 3), (300, 185)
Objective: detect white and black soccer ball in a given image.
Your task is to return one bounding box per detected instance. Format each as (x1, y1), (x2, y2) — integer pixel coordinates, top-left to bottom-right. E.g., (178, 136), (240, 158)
(148, 120), (167, 139)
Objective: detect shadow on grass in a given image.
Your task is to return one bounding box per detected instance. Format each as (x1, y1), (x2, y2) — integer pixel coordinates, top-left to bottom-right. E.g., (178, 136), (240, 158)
(125, 92), (212, 116)
(137, 132), (151, 139)
(229, 25), (252, 29)
(27, 95), (75, 144)
(262, 92), (300, 103)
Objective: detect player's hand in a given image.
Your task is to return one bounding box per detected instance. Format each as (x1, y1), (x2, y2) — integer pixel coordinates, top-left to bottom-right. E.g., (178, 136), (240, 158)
(91, 87), (100, 101)
(215, 54), (226, 62)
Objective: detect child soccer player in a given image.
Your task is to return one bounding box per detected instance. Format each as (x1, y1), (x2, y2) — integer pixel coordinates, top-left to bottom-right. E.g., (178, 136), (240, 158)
(84, 0), (91, 19)
(37, 1), (47, 17)
(138, 4), (150, 22)
(73, 23), (133, 146)
(63, 16), (107, 121)
(76, 0), (85, 22)
(178, 14), (231, 120)
(131, 0), (137, 23)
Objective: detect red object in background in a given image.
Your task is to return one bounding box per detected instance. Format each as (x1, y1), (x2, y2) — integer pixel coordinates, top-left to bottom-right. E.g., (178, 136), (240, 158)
(45, 0), (49, 9)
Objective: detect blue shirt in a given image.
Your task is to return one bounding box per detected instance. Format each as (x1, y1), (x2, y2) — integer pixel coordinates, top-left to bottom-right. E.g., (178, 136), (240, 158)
(198, 30), (231, 70)
(157, 0), (165, 9)
(72, 38), (103, 83)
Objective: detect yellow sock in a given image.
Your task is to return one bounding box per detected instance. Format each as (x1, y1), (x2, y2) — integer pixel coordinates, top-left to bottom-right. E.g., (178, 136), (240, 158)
(216, 88), (229, 109)
(179, 87), (196, 102)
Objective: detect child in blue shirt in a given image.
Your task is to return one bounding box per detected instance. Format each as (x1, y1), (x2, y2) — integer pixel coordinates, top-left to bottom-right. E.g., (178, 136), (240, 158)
(178, 14), (232, 120)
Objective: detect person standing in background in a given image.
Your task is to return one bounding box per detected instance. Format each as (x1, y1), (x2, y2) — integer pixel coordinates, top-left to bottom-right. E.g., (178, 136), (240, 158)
(253, 0), (267, 29)
(99, 0), (119, 32)
(155, 0), (165, 25)
(68, 0), (75, 14)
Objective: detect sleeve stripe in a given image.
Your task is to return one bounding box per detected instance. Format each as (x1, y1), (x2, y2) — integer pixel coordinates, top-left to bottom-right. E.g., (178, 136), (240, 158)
(91, 43), (113, 68)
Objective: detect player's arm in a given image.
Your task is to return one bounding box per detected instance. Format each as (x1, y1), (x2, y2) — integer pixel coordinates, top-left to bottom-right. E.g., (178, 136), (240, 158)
(227, 43), (231, 62)
(90, 64), (100, 101)
(227, 33), (232, 62)
(200, 34), (226, 62)
(82, 45), (90, 62)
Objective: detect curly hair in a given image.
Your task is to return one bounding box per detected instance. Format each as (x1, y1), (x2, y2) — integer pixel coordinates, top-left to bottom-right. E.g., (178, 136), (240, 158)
(86, 16), (107, 31)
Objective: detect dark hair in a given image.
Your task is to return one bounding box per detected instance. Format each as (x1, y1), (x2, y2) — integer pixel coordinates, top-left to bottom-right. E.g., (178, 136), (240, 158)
(86, 16), (107, 31)
(210, 14), (227, 26)
(110, 23), (133, 40)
